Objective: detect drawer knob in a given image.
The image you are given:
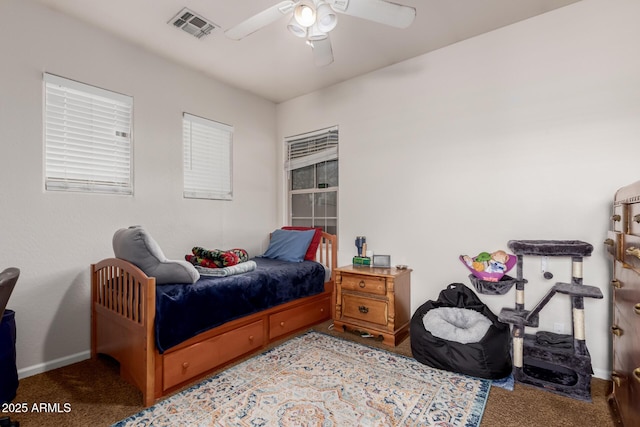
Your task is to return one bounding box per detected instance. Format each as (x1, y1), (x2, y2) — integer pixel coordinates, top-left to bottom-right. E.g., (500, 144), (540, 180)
(358, 280), (366, 288)
(358, 305), (369, 314)
(634, 214), (640, 223)
(182, 362), (190, 370)
(611, 371), (622, 387)
(280, 321), (285, 327)
(634, 303), (640, 315)
(634, 368), (640, 384)
(626, 246), (640, 259)
(248, 335), (254, 342)
(604, 238), (614, 246)
(611, 279), (622, 289)
(611, 325), (623, 337)
(611, 214), (621, 222)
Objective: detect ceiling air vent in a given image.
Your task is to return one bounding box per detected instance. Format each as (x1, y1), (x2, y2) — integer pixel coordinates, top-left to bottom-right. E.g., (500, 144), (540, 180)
(169, 8), (217, 39)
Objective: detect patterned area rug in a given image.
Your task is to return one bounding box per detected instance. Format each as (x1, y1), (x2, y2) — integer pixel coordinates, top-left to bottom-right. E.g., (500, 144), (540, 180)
(114, 332), (490, 426)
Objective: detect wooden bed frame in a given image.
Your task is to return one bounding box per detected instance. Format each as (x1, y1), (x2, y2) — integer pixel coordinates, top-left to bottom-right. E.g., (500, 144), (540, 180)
(91, 232), (337, 406)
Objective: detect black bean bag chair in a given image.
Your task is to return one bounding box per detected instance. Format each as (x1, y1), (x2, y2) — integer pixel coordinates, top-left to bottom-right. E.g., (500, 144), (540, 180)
(410, 283), (512, 379)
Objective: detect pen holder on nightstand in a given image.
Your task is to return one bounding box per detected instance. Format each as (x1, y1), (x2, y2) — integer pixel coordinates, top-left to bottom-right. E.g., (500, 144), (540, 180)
(355, 236), (366, 257)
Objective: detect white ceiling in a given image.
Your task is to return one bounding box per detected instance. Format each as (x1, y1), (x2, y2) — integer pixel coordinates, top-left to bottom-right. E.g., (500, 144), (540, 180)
(35, 0), (582, 103)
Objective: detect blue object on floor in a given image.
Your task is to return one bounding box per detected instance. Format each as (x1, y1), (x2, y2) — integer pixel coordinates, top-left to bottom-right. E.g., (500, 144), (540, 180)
(492, 373), (515, 391)
(0, 309), (18, 404)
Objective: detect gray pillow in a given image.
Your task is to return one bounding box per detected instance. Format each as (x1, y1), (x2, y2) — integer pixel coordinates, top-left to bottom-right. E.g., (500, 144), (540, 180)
(422, 307), (492, 344)
(112, 226), (199, 285)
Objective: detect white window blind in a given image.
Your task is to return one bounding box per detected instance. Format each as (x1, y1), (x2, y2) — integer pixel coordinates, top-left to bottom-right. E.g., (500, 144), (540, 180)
(44, 73), (133, 194)
(285, 126), (338, 171)
(183, 113), (233, 200)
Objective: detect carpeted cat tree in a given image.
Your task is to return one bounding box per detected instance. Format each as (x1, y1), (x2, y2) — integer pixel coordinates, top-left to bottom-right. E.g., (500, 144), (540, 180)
(493, 240), (603, 401)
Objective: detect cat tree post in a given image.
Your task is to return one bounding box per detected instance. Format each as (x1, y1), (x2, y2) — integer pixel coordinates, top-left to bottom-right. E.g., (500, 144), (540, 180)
(512, 254), (526, 372)
(570, 256), (589, 356)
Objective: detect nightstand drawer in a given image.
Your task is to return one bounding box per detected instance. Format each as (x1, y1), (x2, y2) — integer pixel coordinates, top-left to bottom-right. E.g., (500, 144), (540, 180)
(342, 295), (388, 325)
(340, 273), (386, 295)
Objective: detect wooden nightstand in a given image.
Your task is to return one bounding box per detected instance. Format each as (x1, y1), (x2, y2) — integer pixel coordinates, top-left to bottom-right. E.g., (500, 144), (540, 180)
(333, 265), (412, 346)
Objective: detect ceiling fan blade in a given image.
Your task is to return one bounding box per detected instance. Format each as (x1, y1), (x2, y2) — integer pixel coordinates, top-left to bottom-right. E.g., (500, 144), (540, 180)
(312, 37), (334, 67)
(329, 0), (416, 29)
(225, 1), (296, 40)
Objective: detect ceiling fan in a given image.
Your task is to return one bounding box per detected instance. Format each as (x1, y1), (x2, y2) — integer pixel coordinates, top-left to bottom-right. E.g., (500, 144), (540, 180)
(225, 0), (416, 67)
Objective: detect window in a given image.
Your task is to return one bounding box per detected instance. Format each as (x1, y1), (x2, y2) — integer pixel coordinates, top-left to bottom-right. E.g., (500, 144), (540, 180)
(44, 73), (133, 194)
(286, 126), (338, 235)
(183, 113), (233, 200)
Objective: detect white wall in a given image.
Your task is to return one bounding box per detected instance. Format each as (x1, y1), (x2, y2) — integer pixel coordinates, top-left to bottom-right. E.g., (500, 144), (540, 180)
(0, 0), (278, 376)
(276, 0), (640, 379)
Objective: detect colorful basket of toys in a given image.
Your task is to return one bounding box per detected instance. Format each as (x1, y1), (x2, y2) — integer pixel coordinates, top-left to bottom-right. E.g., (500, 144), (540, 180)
(459, 250), (516, 282)
(460, 250), (518, 295)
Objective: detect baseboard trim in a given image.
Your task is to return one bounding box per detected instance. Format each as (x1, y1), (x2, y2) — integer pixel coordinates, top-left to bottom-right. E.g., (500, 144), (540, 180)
(593, 368), (610, 381)
(18, 351), (91, 379)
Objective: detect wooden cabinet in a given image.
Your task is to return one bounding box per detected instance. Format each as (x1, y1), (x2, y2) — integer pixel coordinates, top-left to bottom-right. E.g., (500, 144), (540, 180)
(333, 265), (411, 346)
(608, 181), (640, 427)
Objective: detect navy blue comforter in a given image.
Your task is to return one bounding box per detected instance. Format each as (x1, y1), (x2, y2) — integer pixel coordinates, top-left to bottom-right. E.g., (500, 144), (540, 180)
(155, 257), (326, 353)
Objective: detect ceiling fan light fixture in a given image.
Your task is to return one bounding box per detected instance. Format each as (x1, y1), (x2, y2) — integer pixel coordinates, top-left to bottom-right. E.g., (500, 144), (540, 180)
(307, 23), (328, 41)
(287, 16), (308, 38)
(329, 0), (349, 13)
(315, 2), (337, 32)
(294, 0), (316, 27)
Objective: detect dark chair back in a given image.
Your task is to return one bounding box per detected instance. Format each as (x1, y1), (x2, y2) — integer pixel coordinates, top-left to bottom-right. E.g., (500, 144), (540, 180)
(0, 268), (19, 319)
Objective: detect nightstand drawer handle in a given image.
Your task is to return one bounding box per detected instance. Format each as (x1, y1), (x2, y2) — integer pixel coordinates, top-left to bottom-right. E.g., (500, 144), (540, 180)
(634, 214), (640, 223)
(611, 279), (622, 289)
(358, 280), (366, 288)
(634, 368), (640, 384)
(604, 238), (614, 246)
(634, 303), (640, 315)
(611, 214), (621, 222)
(358, 305), (369, 314)
(611, 325), (623, 337)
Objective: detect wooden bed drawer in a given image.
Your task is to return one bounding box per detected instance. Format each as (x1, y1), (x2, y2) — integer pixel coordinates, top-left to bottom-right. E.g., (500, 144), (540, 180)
(340, 273), (386, 295)
(341, 294), (388, 326)
(269, 296), (331, 340)
(162, 320), (264, 390)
